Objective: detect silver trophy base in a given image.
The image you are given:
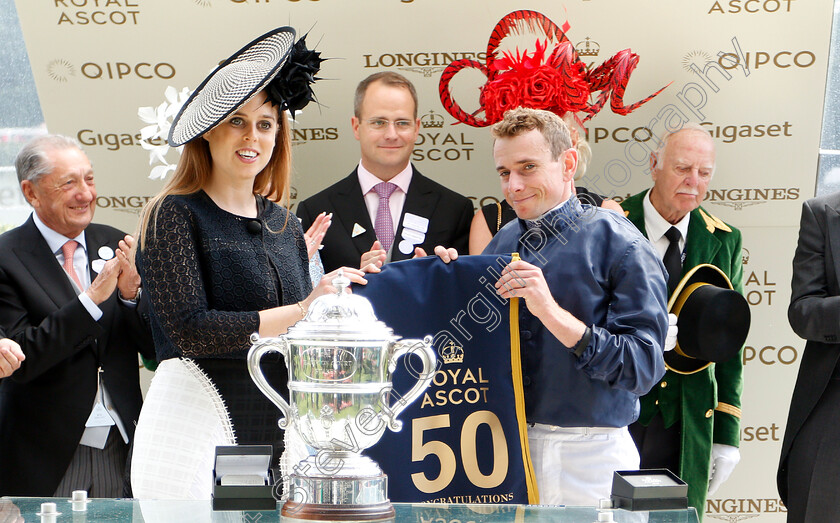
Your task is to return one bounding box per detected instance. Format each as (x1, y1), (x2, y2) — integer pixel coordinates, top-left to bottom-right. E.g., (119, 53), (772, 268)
(281, 454), (395, 521)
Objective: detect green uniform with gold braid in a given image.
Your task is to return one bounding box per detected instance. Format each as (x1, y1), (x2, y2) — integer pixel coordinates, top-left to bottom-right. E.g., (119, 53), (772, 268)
(622, 190), (743, 517)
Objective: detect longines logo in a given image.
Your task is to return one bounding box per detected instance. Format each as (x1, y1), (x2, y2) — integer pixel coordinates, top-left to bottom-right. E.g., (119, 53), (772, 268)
(96, 195), (153, 216)
(704, 187), (799, 211)
(706, 498), (786, 518)
(708, 0), (797, 14)
(363, 52), (487, 77)
(77, 129), (163, 151)
(48, 61), (175, 82)
(413, 112), (476, 162)
(290, 127), (339, 146)
(55, 0), (140, 26)
(707, 515), (759, 522)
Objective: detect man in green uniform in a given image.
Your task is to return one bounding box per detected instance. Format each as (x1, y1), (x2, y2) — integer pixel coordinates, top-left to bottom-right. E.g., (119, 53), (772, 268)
(621, 124), (743, 519)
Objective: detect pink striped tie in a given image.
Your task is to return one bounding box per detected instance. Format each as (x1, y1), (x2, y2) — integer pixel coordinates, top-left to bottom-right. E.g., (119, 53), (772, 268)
(61, 240), (84, 290)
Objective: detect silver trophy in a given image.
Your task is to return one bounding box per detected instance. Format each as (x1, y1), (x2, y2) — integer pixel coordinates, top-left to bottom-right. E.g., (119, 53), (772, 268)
(248, 271), (436, 520)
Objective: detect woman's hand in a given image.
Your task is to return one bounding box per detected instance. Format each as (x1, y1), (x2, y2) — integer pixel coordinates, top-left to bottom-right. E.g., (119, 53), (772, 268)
(303, 267), (368, 308)
(304, 212), (331, 260)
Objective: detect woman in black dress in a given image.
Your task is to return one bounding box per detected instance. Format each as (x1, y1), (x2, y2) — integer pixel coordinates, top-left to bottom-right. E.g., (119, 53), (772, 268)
(131, 28), (366, 497)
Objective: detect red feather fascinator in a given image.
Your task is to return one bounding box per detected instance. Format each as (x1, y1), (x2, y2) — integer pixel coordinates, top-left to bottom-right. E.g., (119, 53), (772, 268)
(439, 10), (670, 127)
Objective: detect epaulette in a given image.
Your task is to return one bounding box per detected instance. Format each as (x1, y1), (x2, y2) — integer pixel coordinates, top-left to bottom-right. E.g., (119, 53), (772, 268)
(698, 208), (732, 234)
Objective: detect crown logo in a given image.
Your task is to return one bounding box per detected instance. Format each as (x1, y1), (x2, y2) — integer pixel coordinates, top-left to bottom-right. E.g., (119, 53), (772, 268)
(439, 341), (464, 364)
(575, 37), (600, 57)
(421, 110), (445, 129)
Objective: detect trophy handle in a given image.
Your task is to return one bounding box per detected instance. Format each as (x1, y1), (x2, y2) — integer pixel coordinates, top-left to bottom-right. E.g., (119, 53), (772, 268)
(247, 334), (293, 430)
(383, 335), (437, 432)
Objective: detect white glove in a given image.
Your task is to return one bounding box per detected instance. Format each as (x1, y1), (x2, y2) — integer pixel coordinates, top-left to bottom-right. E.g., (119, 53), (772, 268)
(664, 313), (678, 351)
(708, 443), (740, 495)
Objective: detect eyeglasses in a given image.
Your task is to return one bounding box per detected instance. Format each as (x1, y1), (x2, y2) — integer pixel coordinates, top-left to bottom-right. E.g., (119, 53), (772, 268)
(364, 118), (415, 132)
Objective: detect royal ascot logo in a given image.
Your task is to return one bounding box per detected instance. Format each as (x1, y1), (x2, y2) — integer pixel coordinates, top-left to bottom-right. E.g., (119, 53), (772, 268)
(77, 129), (164, 151)
(363, 51), (487, 78)
(439, 341), (465, 365)
(420, 111), (444, 129)
(744, 266), (777, 306)
(706, 498), (786, 519)
(54, 0), (140, 26)
(47, 60), (176, 82)
(47, 59), (75, 83)
(708, 0), (797, 14)
(413, 111), (476, 163)
(575, 37), (600, 57)
(290, 127), (339, 147)
(575, 37), (601, 69)
(96, 195), (153, 216)
(704, 187), (799, 211)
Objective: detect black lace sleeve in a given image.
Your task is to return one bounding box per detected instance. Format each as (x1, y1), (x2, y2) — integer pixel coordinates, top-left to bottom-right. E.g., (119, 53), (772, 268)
(140, 196), (261, 359)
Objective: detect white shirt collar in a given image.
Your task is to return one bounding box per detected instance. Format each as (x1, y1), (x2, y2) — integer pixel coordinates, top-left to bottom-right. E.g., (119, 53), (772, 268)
(31, 211), (87, 255)
(358, 162), (413, 196)
(643, 190), (690, 243)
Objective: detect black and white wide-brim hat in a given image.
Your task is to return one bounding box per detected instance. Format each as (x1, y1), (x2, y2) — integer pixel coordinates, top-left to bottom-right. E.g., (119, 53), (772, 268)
(168, 27), (296, 147)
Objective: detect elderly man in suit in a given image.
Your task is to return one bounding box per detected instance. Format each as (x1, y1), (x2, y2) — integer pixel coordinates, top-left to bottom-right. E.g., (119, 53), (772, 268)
(777, 191), (840, 522)
(297, 71), (473, 272)
(0, 135), (153, 496)
(621, 124), (743, 518)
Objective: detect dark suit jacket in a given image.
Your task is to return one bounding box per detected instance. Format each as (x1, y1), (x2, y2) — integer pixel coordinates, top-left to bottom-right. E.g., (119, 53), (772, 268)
(0, 217), (154, 496)
(297, 166), (473, 272)
(777, 192), (840, 504)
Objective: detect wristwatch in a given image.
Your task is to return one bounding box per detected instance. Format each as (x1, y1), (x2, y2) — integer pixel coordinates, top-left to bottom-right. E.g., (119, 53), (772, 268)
(121, 287), (142, 304)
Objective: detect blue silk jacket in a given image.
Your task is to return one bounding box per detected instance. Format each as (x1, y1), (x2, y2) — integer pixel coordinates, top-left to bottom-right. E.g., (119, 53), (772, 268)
(485, 195), (668, 427)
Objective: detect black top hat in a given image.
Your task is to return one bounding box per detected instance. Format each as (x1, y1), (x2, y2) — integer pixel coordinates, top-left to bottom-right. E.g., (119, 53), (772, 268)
(665, 264), (750, 374)
(168, 27), (296, 147)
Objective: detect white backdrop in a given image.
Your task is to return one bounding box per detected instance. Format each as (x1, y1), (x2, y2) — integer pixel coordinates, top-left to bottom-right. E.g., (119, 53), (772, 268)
(10, 1), (835, 520)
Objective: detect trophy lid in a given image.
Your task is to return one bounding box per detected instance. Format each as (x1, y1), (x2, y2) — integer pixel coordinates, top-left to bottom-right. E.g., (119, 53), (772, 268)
(286, 270), (397, 340)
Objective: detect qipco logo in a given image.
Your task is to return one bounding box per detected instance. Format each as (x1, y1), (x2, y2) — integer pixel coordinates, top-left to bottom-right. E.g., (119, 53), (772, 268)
(80, 62), (175, 80)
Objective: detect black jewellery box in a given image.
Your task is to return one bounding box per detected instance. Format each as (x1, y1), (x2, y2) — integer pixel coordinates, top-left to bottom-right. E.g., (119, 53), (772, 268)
(610, 469), (689, 511)
(212, 445), (278, 511)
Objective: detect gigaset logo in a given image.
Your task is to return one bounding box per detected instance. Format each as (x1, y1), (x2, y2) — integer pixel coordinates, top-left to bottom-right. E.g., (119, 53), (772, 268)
(55, 0), (140, 26)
